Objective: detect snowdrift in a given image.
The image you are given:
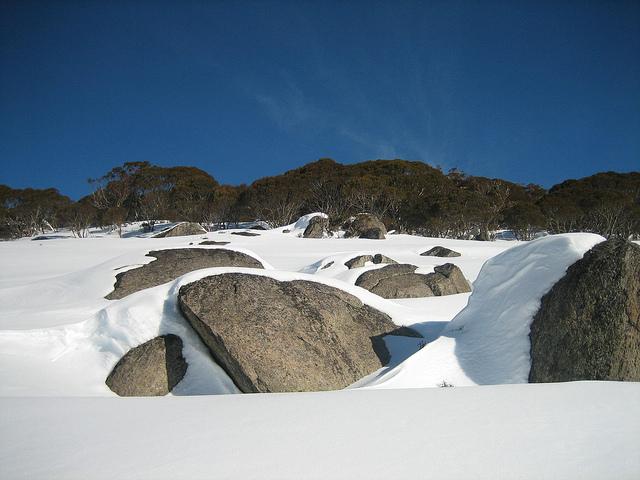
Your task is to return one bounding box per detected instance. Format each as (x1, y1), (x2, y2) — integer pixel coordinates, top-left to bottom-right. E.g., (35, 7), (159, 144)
(364, 233), (605, 389)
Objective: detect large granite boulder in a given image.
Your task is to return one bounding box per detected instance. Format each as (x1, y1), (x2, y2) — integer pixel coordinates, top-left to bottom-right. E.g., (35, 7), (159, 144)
(153, 222), (207, 238)
(529, 238), (640, 382)
(421, 246), (461, 258)
(106, 334), (188, 396)
(303, 216), (329, 238)
(345, 254), (398, 269)
(178, 273), (420, 393)
(106, 248), (264, 299)
(343, 214), (387, 240)
(355, 263), (471, 299)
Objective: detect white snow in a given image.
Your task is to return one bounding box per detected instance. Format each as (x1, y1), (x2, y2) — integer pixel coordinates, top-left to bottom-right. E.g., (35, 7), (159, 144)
(0, 217), (636, 479)
(1, 382), (638, 480)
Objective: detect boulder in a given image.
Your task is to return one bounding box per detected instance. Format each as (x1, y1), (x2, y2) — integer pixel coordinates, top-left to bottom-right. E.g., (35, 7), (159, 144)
(356, 264), (431, 298)
(153, 222), (207, 238)
(421, 246), (461, 257)
(343, 214), (387, 240)
(199, 240), (230, 246)
(178, 273), (420, 393)
(355, 263), (471, 299)
(303, 216), (329, 238)
(345, 254), (398, 269)
(529, 238), (640, 382)
(106, 248), (264, 299)
(426, 263), (472, 296)
(105, 334), (188, 396)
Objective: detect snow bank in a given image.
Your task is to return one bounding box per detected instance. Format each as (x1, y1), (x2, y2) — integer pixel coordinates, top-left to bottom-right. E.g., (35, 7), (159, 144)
(365, 233), (605, 389)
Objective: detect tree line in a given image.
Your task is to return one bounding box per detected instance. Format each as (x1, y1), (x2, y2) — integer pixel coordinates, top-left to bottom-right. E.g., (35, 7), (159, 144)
(1, 158), (638, 240)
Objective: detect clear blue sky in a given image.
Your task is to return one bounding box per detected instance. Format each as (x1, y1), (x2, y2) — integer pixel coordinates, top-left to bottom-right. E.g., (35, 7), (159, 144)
(1, 0), (639, 199)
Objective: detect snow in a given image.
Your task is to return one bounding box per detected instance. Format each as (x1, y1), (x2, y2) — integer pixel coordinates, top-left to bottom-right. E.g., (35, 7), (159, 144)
(1, 382), (639, 479)
(0, 217), (636, 478)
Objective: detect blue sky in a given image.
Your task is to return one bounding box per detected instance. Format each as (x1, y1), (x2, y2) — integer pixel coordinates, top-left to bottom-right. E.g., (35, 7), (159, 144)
(1, 0), (639, 199)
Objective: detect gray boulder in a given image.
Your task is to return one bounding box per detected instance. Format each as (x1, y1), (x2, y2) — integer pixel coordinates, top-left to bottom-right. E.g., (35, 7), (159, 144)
(153, 222), (207, 238)
(106, 334), (188, 396)
(529, 238), (640, 382)
(345, 254), (398, 269)
(355, 263), (471, 299)
(303, 216), (329, 238)
(344, 214), (387, 240)
(106, 248), (264, 299)
(421, 246), (461, 257)
(178, 273), (420, 393)
(427, 263), (472, 296)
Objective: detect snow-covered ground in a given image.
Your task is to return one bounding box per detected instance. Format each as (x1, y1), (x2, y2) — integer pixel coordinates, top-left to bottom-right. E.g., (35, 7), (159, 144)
(0, 220), (638, 478)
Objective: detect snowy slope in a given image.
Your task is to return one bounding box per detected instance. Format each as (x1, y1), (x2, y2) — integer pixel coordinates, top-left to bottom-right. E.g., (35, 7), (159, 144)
(0, 222), (637, 479)
(0, 227), (508, 397)
(2, 382), (639, 480)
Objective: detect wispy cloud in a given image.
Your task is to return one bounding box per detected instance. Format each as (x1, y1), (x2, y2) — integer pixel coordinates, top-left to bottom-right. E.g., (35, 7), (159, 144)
(247, 49), (453, 169)
(337, 126), (399, 159)
(254, 74), (320, 132)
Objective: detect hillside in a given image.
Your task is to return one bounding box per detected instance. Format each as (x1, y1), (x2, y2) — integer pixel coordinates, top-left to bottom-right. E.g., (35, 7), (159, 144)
(2, 160), (639, 240)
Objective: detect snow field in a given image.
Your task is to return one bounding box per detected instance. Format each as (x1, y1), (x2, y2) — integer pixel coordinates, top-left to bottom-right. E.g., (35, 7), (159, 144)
(0, 221), (637, 479)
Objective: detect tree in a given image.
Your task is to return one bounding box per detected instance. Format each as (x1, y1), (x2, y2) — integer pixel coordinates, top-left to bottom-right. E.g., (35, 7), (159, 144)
(503, 202), (546, 240)
(63, 201), (96, 238)
(0, 185), (71, 238)
(89, 162), (148, 235)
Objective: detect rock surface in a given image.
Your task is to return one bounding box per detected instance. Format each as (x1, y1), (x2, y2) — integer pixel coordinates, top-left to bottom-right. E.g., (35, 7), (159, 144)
(199, 240), (230, 246)
(105, 334), (188, 396)
(428, 263), (473, 296)
(529, 238), (640, 382)
(153, 222), (207, 238)
(421, 246), (461, 257)
(303, 216), (329, 238)
(355, 263), (471, 299)
(231, 231), (260, 237)
(106, 248), (264, 299)
(178, 273), (420, 393)
(345, 254), (398, 269)
(343, 214), (387, 240)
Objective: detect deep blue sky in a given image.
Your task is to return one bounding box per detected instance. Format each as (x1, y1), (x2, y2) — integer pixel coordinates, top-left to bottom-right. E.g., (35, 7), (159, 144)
(1, 0), (639, 199)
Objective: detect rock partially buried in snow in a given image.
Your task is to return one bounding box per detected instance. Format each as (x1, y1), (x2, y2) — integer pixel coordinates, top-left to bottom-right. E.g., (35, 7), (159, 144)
(105, 334), (188, 396)
(178, 273), (420, 393)
(345, 254), (398, 269)
(303, 216), (330, 238)
(231, 231), (261, 237)
(106, 248), (264, 299)
(428, 263), (473, 295)
(153, 222), (207, 238)
(421, 246), (461, 257)
(199, 240), (230, 246)
(529, 238), (640, 382)
(355, 263), (471, 299)
(343, 214), (387, 240)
